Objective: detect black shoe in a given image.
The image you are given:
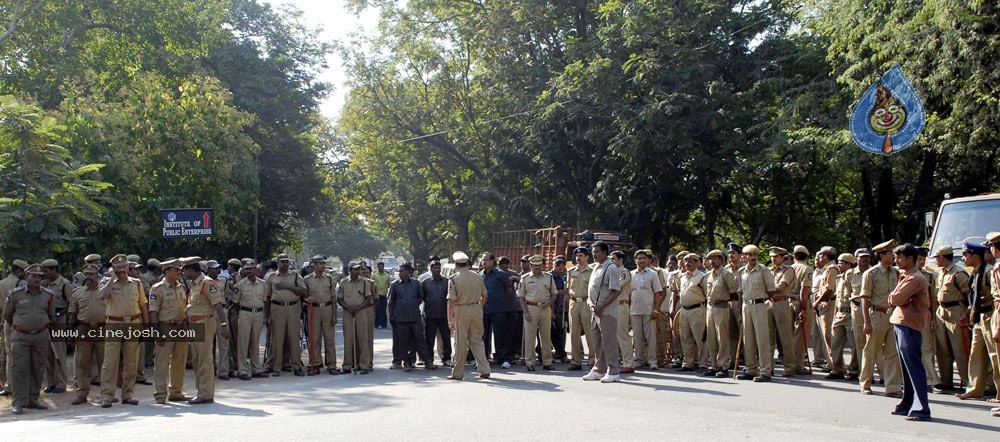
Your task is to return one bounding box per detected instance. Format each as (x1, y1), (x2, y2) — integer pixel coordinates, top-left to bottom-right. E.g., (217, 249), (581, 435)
(568, 364), (583, 371)
(229, 371), (238, 378)
(282, 367), (291, 372)
(403, 364), (414, 372)
(90, 380), (100, 386)
(736, 373), (754, 381)
(825, 373), (845, 380)
(846, 373), (859, 381)
(252, 373), (268, 378)
(703, 370), (718, 377)
(715, 370), (730, 378)
(753, 375), (772, 383)
(136, 379), (153, 386)
(188, 397), (214, 405)
(329, 368), (340, 375)
(294, 369), (305, 377)
(358, 369), (369, 375)
(271, 372), (281, 377)
(121, 397), (139, 405)
(218, 375), (230, 381)
(239, 374), (252, 381)
(43, 385), (55, 394)
(11, 405), (23, 414)
(51, 386), (66, 393)
(340, 368), (352, 374)
(542, 365), (554, 371)
(678, 366), (694, 372)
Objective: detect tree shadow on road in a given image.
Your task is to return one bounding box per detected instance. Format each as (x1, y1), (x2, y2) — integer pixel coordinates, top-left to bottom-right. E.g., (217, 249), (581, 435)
(920, 416), (1000, 432)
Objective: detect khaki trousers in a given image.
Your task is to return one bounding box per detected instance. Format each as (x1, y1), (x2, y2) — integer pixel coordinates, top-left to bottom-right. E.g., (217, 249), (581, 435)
(678, 305), (706, 368)
(654, 314), (671, 367)
(568, 299), (595, 365)
(44, 313), (68, 388)
(237, 309), (264, 376)
(307, 304), (337, 368)
(965, 314), (1000, 396)
(11, 330), (47, 407)
(216, 312), (231, 376)
(73, 327), (105, 398)
(342, 308), (372, 371)
(153, 340), (188, 400)
(451, 304), (490, 378)
(743, 302), (772, 376)
(631, 314), (656, 368)
(790, 301), (806, 371)
(590, 313), (619, 375)
(101, 319), (139, 401)
(816, 303), (835, 364)
(859, 310), (902, 393)
(768, 299), (796, 372)
(921, 316), (939, 386)
(191, 318), (217, 399)
(523, 305), (553, 367)
(706, 304), (732, 371)
(935, 304), (970, 388)
(269, 303), (303, 372)
(616, 304), (634, 368)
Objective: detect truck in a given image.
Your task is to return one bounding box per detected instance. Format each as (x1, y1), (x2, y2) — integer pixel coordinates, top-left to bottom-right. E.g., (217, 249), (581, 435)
(926, 193), (1000, 267)
(491, 227), (637, 269)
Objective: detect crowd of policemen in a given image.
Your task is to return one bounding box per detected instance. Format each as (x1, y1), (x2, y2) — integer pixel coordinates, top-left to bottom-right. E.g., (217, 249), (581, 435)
(2, 234), (999, 419)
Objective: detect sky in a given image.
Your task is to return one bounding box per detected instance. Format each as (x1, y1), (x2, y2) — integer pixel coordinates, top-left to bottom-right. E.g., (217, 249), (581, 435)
(277, 0), (380, 121)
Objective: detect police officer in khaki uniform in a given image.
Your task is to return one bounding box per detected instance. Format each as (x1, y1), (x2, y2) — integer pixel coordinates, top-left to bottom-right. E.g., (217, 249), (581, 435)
(304, 255), (338, 375)
(39, 258), (71, 393)
(703, 250), (736, 377)
(566, 247), (596, 370)
(126, 257), (153, 386)
(811, 247), (840, 373)
(68, 264), (107, 405)
(99, 254), (148, 408)
(859, 240), (903, 397)
(652, 255), (673, 368)
(957, 241), (1000, 400)
(147, 259), (190, 404)
(518, 255), (557, 371)
(265, 254), (306, 377)
(789, 245), (814, 375)
(338, 262), (375, 374)
(72, 254), (102, 288)
(828, 253), (858, 380)
(985, 233), (1000, 406)
(233, 260), (267, 380)
(610, 251), (635, 373)
(915, 247), (940, 388)
(4, 264), (54, 414)
(446, 252), (492, 380)
(767, 247), (797, 377)
(676, 253), (708, 371)
(629, 250), (664, 371)
(724, 245), (743, 370)
(846, 249), (872, 381)
(932, 245), (971, 391)
(181, 256), (229, 404)
(736, 245), (777, 382)
(0, 259), (28, 396)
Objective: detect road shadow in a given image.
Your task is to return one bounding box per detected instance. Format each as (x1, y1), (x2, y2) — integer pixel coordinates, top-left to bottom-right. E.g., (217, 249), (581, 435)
(921, 416), (1000, 432)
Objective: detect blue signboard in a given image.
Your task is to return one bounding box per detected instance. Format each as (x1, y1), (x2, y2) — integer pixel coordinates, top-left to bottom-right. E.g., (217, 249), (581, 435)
(161, 208), (214, 238)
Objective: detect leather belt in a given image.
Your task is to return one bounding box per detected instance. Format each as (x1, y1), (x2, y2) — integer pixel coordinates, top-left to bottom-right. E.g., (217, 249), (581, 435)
(310, 301), (333, 307)
(618, 300), (630, 305)
(839, 307), (851, 313)
(941, 300), (966, 308)
(12, 325), (47, 334)
(851, 299), (862, 307)
(77, 320), (106, 326)
(710, 300), (730, 307)
(572, 296), (588, 301)
(159, 320), (184, 325)
(188, 315), (213, 322)
(770, 296), (788, 302)
(682, 302), (705, 310)
(872, 305), (892, 314)
(271, 300), (299, 306)
(526, 301), (540, 306)
(108, 315), (139, 322)
(976, 304), (994, 314)
(746, 299), (767, 305)
(241, 306), (264, 313)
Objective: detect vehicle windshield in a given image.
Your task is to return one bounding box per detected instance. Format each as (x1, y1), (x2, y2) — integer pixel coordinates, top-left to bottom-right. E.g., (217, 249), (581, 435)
(930, 198), (1000, 265)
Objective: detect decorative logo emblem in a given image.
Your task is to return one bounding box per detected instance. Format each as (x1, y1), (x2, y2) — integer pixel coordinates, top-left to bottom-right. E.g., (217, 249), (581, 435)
(167, 212), (177, 222)
(849, 64), (925, 155)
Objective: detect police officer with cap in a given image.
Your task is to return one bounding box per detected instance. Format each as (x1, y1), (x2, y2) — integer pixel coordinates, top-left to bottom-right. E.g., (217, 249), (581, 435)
(0, 258), (28, 396)
(99, 254), (148, 408)
(3, 264), (54, 414)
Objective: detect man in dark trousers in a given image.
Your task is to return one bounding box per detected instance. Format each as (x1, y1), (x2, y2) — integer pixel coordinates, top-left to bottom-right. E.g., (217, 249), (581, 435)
(888, 243), (931, 421)
(421, 260), (452, 367)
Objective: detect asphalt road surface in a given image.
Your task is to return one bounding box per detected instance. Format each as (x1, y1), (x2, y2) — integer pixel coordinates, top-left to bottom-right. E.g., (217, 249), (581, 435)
(2, 327), (998, 440)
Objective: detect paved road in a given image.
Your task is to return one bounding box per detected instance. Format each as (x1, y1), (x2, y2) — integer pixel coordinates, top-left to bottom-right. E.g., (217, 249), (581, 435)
(3, 328), (998, 440)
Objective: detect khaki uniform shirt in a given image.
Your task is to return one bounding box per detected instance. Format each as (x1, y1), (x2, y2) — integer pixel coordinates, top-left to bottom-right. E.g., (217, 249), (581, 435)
(148, 280), (187, 322)
(233, 277), (267, 309)
(631, 268), (664, 315)
(588, 260), (622, 317)
(304, 272), (337, 304)
(846, 267), (866, 301)
(140, 271), (160, 290)
(43, 275), (73, 310)
(266, 271), (304, 303)
(103, 276), (146, 318)
(812, 263), (840, 303)
(860, 264), (900, 308)
(679, 270), (708, 307)
(739, 263), (776, 301)
(4, 286), (54, 330)
(567, 264), (593, 300)
(186, 274), (222, 318)
(447, 269), (487, 305)
(771, 264), (795, 300)
(517, 272), (557, 304)
(69, 286), (107, 323)
(936, 263), (970, 304)
(338, 276), (374, 308)
(706, 267), (738, 303)
(0, 274), (24, 317)
(834, 274), (853, 326)
(791, 261), (814, 302)
(618, 270), (632, 303)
